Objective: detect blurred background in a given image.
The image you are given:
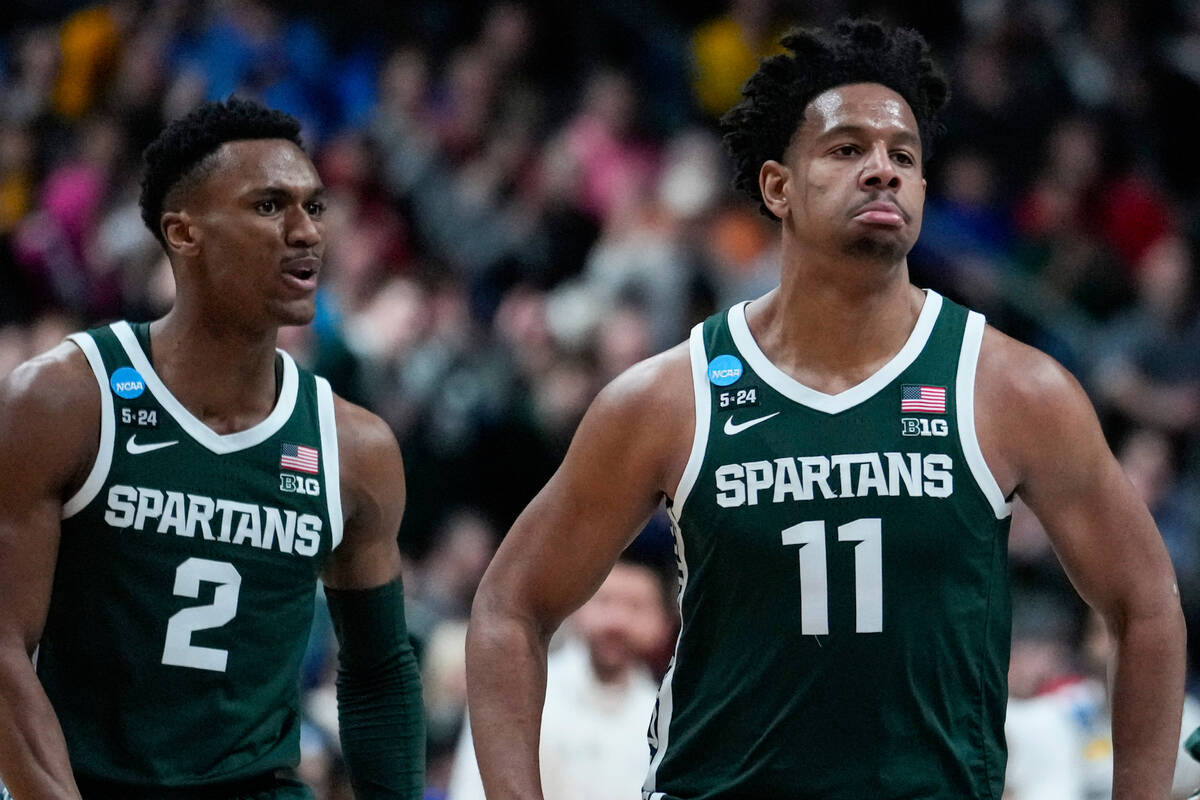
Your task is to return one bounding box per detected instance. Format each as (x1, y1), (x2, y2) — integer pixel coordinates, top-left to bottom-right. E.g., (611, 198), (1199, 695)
(3, 0), (1200, 797)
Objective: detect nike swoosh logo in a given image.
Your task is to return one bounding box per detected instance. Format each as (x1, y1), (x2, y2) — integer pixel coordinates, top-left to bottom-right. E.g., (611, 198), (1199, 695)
(126, 435), (179, 455)
(723, 412), (780, 435)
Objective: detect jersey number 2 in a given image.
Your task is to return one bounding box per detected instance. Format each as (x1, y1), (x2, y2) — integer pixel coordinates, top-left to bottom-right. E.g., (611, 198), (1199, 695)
(781, 517), (882, 635)
(161, 557), (242, 672)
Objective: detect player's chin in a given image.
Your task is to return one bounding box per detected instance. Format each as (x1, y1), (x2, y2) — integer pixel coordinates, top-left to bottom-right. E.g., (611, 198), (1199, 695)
(270, 298), (317, 327)
(842, 232), (913, 263)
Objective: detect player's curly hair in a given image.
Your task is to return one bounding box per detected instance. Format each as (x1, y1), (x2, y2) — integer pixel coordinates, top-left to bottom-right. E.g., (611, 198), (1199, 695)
(139, 97), (304, 247)
(720, 19), (949, 219)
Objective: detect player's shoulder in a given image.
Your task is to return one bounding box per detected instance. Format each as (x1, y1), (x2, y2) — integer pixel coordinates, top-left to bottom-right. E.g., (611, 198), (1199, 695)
(330, 393), (402, 471)
(590, 339), (693, 424)
(0, 339), (97, 430)
(326, 392), (405, 542)
(975, 324), (1089, 414)
(974, 322), (1100, 473)
(0, 338), (101, 490)
(568, 340), (694, 495)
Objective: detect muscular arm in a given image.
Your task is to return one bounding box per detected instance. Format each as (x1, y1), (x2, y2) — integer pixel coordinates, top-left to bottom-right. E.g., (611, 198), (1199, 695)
(978, 329), (1186, 800)
(466, 345), (692, 800)
(320, 398), (422, 799)
(0, 345), (98, 800)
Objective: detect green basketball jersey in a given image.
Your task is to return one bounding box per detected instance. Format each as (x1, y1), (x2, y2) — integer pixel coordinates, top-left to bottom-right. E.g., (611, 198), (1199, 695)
(644, 291), (1013, 800)
(40, 321), (344, 792)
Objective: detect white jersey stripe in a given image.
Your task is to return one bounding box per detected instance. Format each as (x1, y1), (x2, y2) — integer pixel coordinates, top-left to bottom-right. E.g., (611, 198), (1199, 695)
(645, 325), (705, 796)
(110, 321), (299, 455)
(63, 333), (115, 519)
(315, 377), (344, 550)
(729, 290), (943, 414)
(643, 507), (689, 797)
(956, 312), (1011, 519)
(670, 323), (712, 517)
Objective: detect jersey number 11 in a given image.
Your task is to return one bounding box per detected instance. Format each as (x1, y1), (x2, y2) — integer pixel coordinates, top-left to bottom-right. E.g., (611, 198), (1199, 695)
(781, 517), (882, 635)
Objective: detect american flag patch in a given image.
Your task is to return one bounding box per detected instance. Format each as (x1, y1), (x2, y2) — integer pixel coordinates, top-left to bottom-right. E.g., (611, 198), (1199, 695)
(900, 384), (946, 414)
(280, 443), (320, 474)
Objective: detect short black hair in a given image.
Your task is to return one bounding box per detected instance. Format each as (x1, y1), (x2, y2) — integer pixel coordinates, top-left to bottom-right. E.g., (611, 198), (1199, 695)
(721, 19), (949, 219)
(139, 97), (304, 247)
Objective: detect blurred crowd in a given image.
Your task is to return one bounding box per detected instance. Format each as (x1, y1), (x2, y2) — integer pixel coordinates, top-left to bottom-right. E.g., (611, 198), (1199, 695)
(4, 0), (1200, 797)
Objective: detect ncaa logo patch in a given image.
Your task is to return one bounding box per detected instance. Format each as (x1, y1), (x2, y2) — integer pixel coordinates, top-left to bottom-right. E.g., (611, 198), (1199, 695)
(111, 367), (146, 399)
(708, 355), (743, 386)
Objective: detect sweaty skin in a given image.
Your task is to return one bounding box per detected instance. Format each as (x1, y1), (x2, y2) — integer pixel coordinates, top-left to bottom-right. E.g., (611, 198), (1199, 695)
(466, 83), (1184, 800)
(0, 138), (412, 799)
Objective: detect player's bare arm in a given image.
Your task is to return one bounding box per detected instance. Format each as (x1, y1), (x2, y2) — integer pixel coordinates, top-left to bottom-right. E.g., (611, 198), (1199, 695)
(977, 326), (1186, 800)
(322, 397), (406, 590)
(466, 342), (692, 800)
(0, 344), (98, 800)
(319, 396), (424, 799)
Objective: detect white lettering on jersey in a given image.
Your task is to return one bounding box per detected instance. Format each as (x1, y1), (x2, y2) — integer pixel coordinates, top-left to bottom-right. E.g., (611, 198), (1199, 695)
(104, 485), (323, 558)
(716, 464), (746, 508)
(714, 452), (956, 508)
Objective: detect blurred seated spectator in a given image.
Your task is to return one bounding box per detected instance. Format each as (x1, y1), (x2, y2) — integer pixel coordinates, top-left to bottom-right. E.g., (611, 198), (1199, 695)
(561, 68), (658, 227)
(1093, 235), (1200, 437)
(447, 554), (675, 800)
(1007, 609), (1200, 799)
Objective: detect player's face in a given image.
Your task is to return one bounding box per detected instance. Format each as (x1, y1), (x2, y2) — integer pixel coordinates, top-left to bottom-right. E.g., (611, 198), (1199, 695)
(780, 82), (925, 263)
(187, 139), (326, 328)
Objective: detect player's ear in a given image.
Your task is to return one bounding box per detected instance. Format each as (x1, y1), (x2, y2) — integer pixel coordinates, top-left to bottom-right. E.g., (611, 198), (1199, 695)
(760, 160), (789, 221)
(161, 211), (199, 257)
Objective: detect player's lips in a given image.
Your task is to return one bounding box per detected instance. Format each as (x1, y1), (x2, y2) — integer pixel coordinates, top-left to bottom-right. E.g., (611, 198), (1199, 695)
(281, 255), (321, 289)
(851, 200), (907, 227)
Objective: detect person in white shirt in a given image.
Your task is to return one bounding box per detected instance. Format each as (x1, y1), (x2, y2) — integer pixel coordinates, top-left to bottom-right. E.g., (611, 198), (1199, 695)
(448, 553), (674, 800)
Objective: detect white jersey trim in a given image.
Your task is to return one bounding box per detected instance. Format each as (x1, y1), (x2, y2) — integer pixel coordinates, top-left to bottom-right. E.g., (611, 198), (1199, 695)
(957, 312), (1011, 519)
(63, 333), (115, 519)
(728, 290), (943, 415)
(315, 377), (344, 550)
(111, 321), (299, 455)
(643, 509), (689, 798)
(670, 323), (711, 517)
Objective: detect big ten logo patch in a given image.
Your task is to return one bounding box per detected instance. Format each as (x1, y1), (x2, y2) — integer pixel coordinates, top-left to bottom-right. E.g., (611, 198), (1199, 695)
(901, 417), (948, 437)
(280, 473), (321, 496)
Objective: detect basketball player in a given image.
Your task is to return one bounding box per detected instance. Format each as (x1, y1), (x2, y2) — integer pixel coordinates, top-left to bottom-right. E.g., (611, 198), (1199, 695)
(0, 100), (423, 798)
(466, 21), (1185, 800)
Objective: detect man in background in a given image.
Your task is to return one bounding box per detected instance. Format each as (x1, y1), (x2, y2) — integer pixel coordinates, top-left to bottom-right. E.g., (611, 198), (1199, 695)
(450, 554), (672, 800)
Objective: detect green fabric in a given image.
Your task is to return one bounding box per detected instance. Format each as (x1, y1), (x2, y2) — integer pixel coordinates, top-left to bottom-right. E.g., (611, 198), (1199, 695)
(326, 578), (424, 799)
(646, 293), (1012, 799)
(1186, 725), (1200, 761)
(44, 321), (335, 787)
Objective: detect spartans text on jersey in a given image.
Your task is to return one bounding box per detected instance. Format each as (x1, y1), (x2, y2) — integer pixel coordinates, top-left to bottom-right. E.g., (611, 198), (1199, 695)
(715, 451), (953, 507)
(103, 484), (323, 556)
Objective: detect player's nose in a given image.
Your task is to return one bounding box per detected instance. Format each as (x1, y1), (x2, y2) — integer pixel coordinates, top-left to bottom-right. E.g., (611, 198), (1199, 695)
(285, 204), (321, 248)
(859, 141), (901, 191)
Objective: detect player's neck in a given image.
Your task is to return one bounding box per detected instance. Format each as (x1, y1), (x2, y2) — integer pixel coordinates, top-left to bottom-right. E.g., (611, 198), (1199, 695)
(745, 253), (923, 395)
(146, 307), (281, 435)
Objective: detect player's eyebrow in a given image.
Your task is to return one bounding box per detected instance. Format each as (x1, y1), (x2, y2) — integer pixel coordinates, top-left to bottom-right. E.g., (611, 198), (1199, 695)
(246, 185), (327, 202)
(818, 124), (921, 149)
